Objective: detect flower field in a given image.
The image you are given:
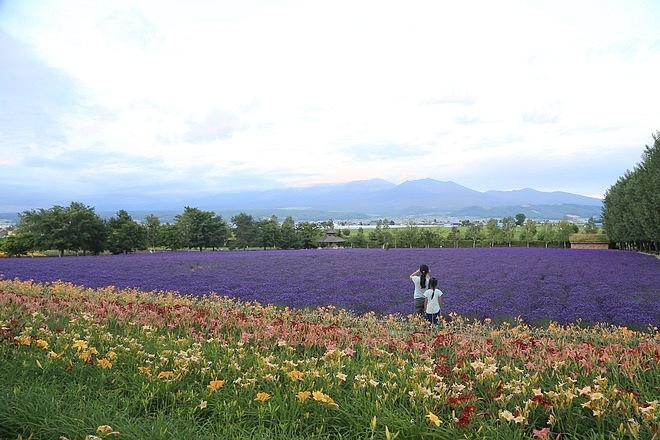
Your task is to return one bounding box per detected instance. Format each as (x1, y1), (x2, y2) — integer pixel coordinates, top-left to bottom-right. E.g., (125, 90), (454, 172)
(0, 248), (659, 439)
(1, 277), (658, 439)
(0, 248), (658, 328)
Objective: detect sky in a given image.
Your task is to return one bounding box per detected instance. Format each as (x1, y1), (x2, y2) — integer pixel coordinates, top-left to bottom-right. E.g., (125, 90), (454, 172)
(1, 0), (659, 212)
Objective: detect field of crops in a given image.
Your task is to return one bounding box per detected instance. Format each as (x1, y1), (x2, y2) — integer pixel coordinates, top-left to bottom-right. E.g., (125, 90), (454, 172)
(0, 248), (658, 328)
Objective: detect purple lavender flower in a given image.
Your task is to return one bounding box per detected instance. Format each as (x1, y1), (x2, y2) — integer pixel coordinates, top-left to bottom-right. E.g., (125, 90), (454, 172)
(0, 248), (657, 328)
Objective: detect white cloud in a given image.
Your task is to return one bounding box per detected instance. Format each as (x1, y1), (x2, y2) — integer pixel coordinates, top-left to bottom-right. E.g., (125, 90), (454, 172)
(1, 0), (659, 211)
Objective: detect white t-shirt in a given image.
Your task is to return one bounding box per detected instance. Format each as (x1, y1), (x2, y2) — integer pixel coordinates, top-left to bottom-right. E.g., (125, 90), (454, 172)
(423, 288), (443, 314)
(412, 275), (429, 299)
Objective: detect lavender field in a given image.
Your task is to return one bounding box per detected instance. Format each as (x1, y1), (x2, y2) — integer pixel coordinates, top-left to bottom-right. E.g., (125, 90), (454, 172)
(0, 248), (658, 328)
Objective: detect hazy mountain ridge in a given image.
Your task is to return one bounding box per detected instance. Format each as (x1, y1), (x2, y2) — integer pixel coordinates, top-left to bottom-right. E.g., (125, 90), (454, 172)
(0, 179), (604, 223)
(186, 178), (602, 220)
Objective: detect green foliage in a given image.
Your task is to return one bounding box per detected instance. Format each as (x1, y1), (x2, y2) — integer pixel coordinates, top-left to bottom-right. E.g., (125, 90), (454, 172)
(603, 131), (659, 252)
(144, 214), (161, 250)
(231, 212), (257, 250)
(106, 210), (147, 254)
(556, 220), (578, 248)
(501, 216), (517, 246)
(0, 232), (34, 257)
(257, 215), (281, 250)
(520, 219), (537, 247)
(17, 202), (106, 256)
(486, 218), (502, 247)
(278, 216), (300, 249)
(295, 221), (322, 249)
(177, 207), (229, 251)
(464, 223), (484, 247)
(582, 217), (598, 234)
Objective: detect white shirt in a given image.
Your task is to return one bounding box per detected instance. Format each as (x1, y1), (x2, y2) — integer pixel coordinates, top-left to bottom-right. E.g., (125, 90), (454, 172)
(423, 288), (443, 314)
(412, 275), (429, 299)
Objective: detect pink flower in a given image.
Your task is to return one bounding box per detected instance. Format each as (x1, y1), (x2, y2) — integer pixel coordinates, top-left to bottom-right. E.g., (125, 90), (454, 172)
(342, 347), (355, 356)
(533, 427), (551, 439)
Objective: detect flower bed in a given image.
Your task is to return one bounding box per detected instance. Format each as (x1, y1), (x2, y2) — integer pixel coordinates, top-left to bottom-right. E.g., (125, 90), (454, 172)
(0, 279), (658, 439)
(0, 248), (657, 328)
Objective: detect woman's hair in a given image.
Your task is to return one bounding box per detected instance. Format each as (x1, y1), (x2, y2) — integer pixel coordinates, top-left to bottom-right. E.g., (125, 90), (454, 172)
(419, 264), (429, 289)
(429, 277), (438, 298)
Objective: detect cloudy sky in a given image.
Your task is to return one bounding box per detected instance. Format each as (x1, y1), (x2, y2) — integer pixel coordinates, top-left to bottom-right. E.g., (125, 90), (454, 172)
(1, 0), (658, 212)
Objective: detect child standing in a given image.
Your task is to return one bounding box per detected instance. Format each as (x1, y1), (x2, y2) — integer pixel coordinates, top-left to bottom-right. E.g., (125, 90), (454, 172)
(409, 264), (430, 316)
(423, 277), (443, 325)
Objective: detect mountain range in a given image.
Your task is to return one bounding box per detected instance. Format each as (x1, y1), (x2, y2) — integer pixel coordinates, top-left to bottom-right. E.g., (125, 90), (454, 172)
(0, 179), (604, 224)
(176, 178), (603, 222)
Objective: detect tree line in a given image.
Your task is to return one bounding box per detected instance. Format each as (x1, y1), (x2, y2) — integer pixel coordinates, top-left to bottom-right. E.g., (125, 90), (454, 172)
(0, 205), (329, 256)
(602, 131), (659, 253)
(1, 201), (599, 257)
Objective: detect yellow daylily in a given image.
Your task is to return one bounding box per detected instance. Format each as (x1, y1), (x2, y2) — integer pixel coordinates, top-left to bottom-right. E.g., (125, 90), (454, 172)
(254, 392), (271, 402)
(208, 379), (225, 391)
(426, 411), (441, 427)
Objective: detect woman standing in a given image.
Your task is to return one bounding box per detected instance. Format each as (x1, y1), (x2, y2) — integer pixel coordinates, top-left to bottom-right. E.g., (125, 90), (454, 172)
(423, 277), (443, 325)
(409, 264), (430, 316)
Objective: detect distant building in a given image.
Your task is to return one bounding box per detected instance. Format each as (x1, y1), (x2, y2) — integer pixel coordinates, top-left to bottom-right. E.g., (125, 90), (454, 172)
(317, 229), (345, 249)
(569, 234), (610, 249)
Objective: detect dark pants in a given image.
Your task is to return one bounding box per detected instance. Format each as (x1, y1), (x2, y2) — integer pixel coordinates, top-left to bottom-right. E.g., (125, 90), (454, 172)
(414, 298), (425, 315)
(426, 312), (439, 325)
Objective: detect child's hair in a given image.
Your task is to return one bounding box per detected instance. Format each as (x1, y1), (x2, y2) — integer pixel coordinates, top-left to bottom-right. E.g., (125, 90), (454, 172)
(428, 277), (438, 298)
(419, 264), (429, 289)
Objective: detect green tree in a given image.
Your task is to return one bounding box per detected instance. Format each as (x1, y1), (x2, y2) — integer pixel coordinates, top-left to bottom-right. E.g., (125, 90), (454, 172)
(465, 223), (484, 248)
(501, 216), (517, 247)
(176, 207), (209, 251)
(557, 219), (577, 248)
(278, 216), (300, 249)
(106, 210), (147, 254)
(295, 222), (321, 249)
(350, 227), (368, 248)
(231, 212), (256, 249)
(520, 219), (537, 247)
(144, 214), (161, 250)
(603, 131), (659, 252)
(537, 221), (555, 248)
(0, 232), (34, 257)
(485, 218), (501, 247)
(66, 202), (107, 255)
(583, 217), (598, 234)
(160, 223), (184, 251)
(418, 228), (437, 248)
(176, 207), (229, 251)
(206, 215), (230, 250)
(18, 206), (68, 254)
(447, 226), (461, 248)
(256, 216), (280, 250)
(400, 223), (419, 248)
(373, 219), (393, 248)
(18, 202), (106, 256)
(515, 213), (526, 227)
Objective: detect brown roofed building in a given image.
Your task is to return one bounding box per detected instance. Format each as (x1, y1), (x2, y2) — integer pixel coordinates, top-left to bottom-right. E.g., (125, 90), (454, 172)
(569, 234), (610, 249)
(317, 229), (345, 248)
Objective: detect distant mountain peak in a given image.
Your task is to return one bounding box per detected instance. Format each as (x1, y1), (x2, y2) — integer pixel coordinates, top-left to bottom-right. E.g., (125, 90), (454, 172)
(179, 178), (603, 220)
(3, 178), (601, 222)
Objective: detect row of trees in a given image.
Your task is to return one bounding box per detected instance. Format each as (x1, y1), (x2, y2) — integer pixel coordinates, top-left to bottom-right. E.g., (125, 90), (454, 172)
(602, 132), (659, 253)
(0, 205), (328, 256)
(366, 216), (582, 249)
(2, 201), (593, 256)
